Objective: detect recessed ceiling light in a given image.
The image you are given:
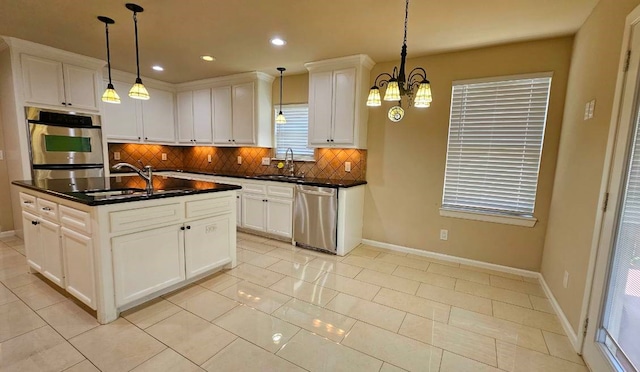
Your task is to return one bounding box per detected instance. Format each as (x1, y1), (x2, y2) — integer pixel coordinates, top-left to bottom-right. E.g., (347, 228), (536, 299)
(270, 37), (286, 46)
(200, 55), (216, 62)
(152, 65), (164, 71)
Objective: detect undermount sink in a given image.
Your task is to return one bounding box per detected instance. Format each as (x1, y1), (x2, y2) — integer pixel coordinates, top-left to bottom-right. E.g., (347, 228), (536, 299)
(83, 188), (146, 197)
(255, 175), (303, 181)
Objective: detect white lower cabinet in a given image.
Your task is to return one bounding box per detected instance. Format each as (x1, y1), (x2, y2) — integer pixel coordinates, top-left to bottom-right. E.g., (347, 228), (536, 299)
(112, 224), (186, 307)
(185, 214), (232, 279)
(21, 210), (64, 288)
(266, 198), (293, 237)
(61, 227), (96, 309)
(242, 194), (267, 231)
(22, 211), (44, 272)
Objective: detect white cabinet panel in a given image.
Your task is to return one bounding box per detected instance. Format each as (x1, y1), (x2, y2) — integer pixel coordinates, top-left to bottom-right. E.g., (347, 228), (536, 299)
(212, 86), (233, 144)
(232, 82), (255, 144)
(112, 224), (185, 307)
(177, 91), (194, 143)
(63, 64), (99, 111)
(141, 87), (176, 143)
(61, 227), (96, 309)
(236, 194), (242, 227)
(22, 211), (43, 272)
(308, 71), (333, 145)
(242, 194), (266, 231)
(103, 80), (143, 142)
(21, 54), (65, 107)
(184, 214), (232, 279)
(193, 89), (213, 143)
(266, 198), (293, 238)
(40, 218), (64, 287)
(331, 68), (356, 144)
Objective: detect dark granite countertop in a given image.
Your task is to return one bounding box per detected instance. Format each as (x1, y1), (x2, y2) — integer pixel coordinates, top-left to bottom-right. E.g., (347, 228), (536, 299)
(111, 168), (367, 188)
(12, 175), (241, 206)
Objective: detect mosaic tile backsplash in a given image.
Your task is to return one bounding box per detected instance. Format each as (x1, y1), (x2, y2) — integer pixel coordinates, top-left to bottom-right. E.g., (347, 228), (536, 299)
(108, 144), (366, 181)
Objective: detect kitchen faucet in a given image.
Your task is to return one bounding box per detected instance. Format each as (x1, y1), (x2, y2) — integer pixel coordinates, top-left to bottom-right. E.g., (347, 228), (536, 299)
(284, 148), (295, 176)
(112, 162), (153, 193)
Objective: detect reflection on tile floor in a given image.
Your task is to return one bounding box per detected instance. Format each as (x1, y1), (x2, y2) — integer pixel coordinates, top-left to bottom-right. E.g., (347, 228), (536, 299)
(0, 232), (588, 371)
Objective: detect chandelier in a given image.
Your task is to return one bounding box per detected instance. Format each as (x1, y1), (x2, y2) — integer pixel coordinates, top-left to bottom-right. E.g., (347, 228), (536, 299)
(366, 0), (432, 122)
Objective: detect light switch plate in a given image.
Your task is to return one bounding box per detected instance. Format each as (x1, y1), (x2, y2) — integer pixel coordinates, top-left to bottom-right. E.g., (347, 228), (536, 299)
(237, 156), (242, 165)
(114, 151), (120, 160)
(161, 153), (167, 161)
(588, 99), (596, 119)
(0, 150), (3, 160)
(262, 157), (271, 166)
(345, 162), (351, 172)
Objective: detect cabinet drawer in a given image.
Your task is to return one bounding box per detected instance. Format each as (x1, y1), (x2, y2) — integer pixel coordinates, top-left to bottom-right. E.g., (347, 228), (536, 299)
(267, 184), (294, 199)
(37, 198), (59, 221)
(242, 182), (267, 195)
(19, 192), (37, 211)
(186, 195), (235, 219)
(109, 203), (182, 233)
(59, 205), (91, 234)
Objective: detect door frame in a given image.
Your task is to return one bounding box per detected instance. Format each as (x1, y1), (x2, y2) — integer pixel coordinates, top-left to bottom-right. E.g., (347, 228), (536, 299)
(582, 4), (640, 371)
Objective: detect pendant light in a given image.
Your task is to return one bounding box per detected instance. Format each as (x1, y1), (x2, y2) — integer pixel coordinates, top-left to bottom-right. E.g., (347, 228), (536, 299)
(275, 67), (286, 124)
(98, 16), (120, 104)
(126, 3), (150, 100)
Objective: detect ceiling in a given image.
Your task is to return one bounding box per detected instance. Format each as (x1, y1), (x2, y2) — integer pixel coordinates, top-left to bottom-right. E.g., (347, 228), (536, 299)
(0, 0), (599, 84)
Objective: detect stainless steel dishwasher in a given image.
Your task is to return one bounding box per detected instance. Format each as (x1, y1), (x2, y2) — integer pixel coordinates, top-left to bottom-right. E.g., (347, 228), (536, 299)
(293, 185), (338, 254)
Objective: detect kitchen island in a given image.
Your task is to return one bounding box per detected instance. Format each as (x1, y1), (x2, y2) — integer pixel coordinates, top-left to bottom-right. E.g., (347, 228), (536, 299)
(12, 175), (241, 324)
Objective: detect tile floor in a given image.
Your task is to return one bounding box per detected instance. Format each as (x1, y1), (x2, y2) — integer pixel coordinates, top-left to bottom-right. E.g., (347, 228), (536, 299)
(0, 232), (589, 371)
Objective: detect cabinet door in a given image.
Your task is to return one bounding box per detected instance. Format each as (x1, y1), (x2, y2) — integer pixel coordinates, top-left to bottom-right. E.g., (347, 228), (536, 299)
(184, 214), (232, 279)
(103, 80), (143, 142)
(177, 91), (194, 143)
(40, 218), (64, 288)
(212, 86), (233, 145)
(231, 82), (255, 144)
(331, 68), (356, 144)
(142, 87), (176, 143)
(22, 211), (43, 272)
(112, 224), (185, 307)
(61, 227), (96, 309)
(266, 198), (293, 238)
(242, 194), (266, 231)
(193, 89), (213, 143)
(63, 64), (99, 111)
(308, 71), (334, 145)
(21, 55), (65, 107)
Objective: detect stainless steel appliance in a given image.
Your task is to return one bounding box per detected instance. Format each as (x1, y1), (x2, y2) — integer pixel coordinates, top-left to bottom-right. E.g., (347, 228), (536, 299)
(26, 107), (104, 181)
(293, 185), (338, 254)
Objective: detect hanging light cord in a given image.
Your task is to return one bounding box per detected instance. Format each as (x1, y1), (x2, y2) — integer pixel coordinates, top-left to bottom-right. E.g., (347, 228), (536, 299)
(105, 22), (113, 84)
(133, 11), (141, 78)
(279, 71), (283, 112)
(403, 0), (409, 46)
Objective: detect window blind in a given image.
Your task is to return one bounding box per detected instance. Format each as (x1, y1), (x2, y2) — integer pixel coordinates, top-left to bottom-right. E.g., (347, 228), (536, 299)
(442, 74), (552, 216)
(274, 104), (314, 159)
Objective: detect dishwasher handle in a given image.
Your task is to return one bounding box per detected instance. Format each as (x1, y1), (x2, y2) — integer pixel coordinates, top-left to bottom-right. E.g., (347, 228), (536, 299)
(296, 186), (336, 197)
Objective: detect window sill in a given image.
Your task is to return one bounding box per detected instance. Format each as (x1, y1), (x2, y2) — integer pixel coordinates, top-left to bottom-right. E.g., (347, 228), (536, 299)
(439, 207), (537, 227)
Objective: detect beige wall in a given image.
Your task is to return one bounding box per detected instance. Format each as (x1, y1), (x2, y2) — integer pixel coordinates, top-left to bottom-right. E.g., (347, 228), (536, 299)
(363, 37), (573, 271)
(271, 72), (309, 105)
(0, 103), (14, 232)
(541, 0), (640, 334)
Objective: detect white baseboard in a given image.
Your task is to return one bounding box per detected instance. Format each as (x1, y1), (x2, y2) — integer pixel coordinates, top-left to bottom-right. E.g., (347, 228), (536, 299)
(361, 238), (580, 351)
(0, 230), (15, 239)
(361, 239), (539, 278)
(539, 274), (580, 352)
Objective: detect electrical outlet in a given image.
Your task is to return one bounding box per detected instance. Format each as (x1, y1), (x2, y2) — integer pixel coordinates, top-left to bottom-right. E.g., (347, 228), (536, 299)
(161, 153), (167, 161)
(345, 162), (351, 172)
(584, 102), (590, 120)
(0, 150), (3, 160)
(262, 157), (271, 166)
(440, 229), (448, 241)
(113, 151), (120, 160)
(237, 156), (242, 165)
(588, 99), (596, 119)
(563, 271), (569, 288)
(207, 154), (212, 163)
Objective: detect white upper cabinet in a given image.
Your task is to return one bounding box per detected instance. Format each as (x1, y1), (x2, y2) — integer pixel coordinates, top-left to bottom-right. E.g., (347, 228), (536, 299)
(177, 89), (212, 144)
(142, 87), (176, 143)
(305, 54), (374, 149)
(179, 72), (274, 147)
(21, 54), (101, 112)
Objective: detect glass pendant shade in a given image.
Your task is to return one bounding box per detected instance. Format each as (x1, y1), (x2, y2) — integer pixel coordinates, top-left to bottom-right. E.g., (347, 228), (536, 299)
(413, 81), (432, 108)
(366, 87), (382, 107)
(129, 78), (150, 100)
(384, 80), (401, 101)
(275, 111), (287, 124)
(102, 83), (121, 104)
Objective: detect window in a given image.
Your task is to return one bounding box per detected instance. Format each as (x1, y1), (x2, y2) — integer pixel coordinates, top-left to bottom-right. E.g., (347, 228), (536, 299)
(274, 104), (314, 159)
(441, 73), (552, 226)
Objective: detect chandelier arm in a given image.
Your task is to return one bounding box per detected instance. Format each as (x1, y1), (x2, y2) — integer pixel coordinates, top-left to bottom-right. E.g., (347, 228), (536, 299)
(373, 72), (394, 87)
(407, 67), (428, 90)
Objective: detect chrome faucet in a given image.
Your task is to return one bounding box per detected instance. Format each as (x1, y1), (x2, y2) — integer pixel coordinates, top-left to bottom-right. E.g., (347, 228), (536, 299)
(112, 162), (153, 193)
(284, 148), (295, 176)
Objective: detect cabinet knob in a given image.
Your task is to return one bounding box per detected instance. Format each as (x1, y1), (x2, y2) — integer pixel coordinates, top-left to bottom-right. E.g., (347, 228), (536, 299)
(145, 137), (148, 140)
(31, 220), (38, 225)
(228, 139), (232, 142)
(326, 139), (330, 142)
(61, 102), (66, 105)
(42, 207), (52, 211)
(23, 201), (33, 204)
(67, 103), (72, 106)
(138, 137), (141, 141)
(186, 225), (191, 230)
(180, 226), (185, 231)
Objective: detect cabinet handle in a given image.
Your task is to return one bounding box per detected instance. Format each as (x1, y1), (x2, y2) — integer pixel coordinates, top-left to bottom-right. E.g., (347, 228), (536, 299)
(67, 103), (72, 106)
(61, 102), (66, 105)
(42, 207), (52, 211)
(186, 225), (191, 230)
(180, 226), (185, 231)
(31, 220), (39, 225)
(23, 201), (33, 204)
